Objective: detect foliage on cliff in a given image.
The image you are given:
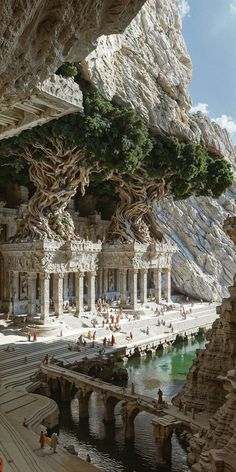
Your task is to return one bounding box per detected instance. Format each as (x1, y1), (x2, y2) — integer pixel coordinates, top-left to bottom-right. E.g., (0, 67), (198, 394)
(0, 63), (233, 203)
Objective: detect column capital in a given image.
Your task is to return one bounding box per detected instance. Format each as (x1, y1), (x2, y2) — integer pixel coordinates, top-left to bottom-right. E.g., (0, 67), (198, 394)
(75, 271), (84, 279)
(27, 272), (38, 280)
(140, 268), (148, 274)
(53, 272), (64, 280)
(39, 272), (50, 280)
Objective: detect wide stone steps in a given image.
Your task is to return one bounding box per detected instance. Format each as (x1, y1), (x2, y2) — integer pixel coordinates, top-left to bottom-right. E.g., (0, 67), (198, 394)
(0, 411), (44, 472)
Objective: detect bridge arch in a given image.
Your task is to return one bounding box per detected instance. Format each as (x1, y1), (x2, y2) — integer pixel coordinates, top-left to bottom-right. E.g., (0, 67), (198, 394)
(102, 394), (123, 423)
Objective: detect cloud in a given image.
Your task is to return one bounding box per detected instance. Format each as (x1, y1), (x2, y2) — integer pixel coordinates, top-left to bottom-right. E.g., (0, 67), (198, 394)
(191, 103), (236, 137)
(191, 103), (209, 115)
(213, 114), (236, 135)
(230, 2), (236, 14)
(178, 0), (190, 19)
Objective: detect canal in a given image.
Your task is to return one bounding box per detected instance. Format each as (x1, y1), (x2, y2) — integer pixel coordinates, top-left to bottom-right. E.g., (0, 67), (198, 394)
(57, 336), (205, 471)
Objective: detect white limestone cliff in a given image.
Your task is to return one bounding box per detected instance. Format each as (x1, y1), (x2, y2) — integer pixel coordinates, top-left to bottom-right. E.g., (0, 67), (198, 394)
(81, 0), (236, 300)
(0, 0), (146, 106)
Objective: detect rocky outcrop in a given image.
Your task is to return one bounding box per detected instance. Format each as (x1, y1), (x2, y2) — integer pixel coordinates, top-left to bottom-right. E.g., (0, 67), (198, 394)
(82, 0), (236, 300)
(155, 175), (236, 301)
(173, 274), (236, 413)
(188, 370), (236, 471)
(81, 0), (193, 140)
(174, 218), (236, 470)
(0, 0), (146, 106)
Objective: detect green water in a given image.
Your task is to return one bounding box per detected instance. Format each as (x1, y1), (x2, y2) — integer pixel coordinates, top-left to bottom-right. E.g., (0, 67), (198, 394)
(58, 336), (205, 472)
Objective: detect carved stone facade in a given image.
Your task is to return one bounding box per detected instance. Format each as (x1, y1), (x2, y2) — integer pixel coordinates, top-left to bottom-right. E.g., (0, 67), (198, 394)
(0, 239), (101, 320)
(0, 205), (176, 320)
(99, 242), (176, 309)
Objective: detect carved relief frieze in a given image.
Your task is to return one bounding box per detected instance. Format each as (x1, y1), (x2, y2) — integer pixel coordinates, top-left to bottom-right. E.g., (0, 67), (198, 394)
(1, 240), (101, 274)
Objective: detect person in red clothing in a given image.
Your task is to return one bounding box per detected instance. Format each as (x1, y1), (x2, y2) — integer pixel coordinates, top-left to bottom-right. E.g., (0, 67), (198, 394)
(39, 431), (45, 449)
(111, 334), (115, 346)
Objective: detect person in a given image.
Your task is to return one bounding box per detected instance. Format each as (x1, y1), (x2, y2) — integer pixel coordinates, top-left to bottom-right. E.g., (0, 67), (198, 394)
(39, 431), (45, 449)
(24, 356), (28, 364)
(131, 382), (135, 395)
(22, 418), (28, 428)
(178, 399), (183, 411)
(33, 332), (37, 342)
(146, 326), (149, 335)
(157, 388), (163, 404)
(50, 432), (58, 453)
(28, 333), (31, 342)
(111, 334), (115, 346)
(130, 331), (133, 340)
(43, 354), (49, 364)
(86, 454), (91, 463)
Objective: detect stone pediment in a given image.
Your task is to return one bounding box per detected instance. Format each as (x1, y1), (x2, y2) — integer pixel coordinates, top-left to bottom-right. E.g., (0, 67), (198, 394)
(99, 241), (176, 270)
(0, 75), (83, 140)
(0, 239), (102, 273)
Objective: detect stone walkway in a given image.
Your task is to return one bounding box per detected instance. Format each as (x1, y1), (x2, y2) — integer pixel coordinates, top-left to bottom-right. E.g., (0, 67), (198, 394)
(0, 302), (218, 471)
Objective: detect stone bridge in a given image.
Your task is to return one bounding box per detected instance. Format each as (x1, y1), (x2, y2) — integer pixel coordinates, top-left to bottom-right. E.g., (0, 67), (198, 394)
(40, 363), (204, 465)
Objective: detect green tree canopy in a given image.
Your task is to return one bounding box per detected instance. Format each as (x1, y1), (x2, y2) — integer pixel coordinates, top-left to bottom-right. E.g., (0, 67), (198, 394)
(0, 63), (233, 203)
(145, 135), (233, 200)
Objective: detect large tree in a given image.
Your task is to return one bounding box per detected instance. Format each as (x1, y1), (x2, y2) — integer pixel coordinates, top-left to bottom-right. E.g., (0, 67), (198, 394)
(0, 81), (151, 241)
(0, 70), (233, 243)
(106, 136), (234, 243)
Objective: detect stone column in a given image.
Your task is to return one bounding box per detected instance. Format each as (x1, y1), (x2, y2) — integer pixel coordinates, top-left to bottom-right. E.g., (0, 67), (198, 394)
(9, 271), (19, 315)
(152, 420), (180, 465)
(103, 397), (116, 423)
(122, 408), (135, 441)
(103, 268), (108, 294)
(140, 269), (148, 304)
(39, 273), (50, 323)
(63, 273), (69, 301)
(164, 268), (171, 303)
(154, 268), (162, 304)
(75, 272), (84, 317)
(27, 273), (37, 317)
(130, 269), (138, 310)
(78, 390), (91, 419)
(116, 269), (120, 292)
(87, 271), (96, 313)
(119, 269), (127, 306)
(53, 273), (64, 317)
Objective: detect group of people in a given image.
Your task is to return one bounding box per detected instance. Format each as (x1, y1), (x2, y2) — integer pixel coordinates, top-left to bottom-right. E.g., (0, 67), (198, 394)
(27, 332), (37, 342)
(39, 431), (58, 453)
(103, 334), (116, 346)
(39, 430), (92, 462)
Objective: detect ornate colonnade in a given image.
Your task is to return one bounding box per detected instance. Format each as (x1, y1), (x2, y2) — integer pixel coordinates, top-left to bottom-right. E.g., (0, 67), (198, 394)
(99, 242), (176, 309)
(0, 239), (176, 321)
(0, 240), (101, 321)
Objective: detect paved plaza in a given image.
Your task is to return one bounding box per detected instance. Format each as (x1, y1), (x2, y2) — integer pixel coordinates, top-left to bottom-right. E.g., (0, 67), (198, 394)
(0, 301), (218, 471)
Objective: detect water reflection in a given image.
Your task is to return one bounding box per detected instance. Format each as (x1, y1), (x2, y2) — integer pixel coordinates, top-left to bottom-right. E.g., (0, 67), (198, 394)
(58, 336), (206, 471)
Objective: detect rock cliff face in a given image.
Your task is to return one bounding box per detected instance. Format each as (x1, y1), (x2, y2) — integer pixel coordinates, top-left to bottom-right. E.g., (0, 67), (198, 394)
(81, 0), (236, 300)
(182, 217), (236, 472)
(0, 0), (146, 106)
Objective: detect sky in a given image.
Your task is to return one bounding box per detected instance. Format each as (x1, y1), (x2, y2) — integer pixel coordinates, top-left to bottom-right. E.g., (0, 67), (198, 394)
(179, 0), (236, 143)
